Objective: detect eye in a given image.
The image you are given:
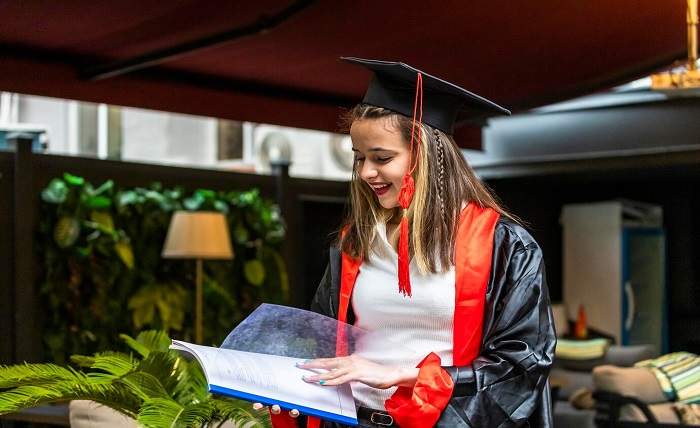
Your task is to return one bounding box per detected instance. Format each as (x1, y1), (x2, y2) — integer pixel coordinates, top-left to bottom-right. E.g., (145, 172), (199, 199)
(376, 156), (392, 163)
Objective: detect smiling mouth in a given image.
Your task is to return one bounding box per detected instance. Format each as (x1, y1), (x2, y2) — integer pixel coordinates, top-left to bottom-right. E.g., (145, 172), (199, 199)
(371, 183), (391, 196)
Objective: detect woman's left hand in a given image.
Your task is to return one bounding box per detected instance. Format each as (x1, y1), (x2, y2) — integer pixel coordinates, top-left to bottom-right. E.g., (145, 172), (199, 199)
(297, 355), (418, 389)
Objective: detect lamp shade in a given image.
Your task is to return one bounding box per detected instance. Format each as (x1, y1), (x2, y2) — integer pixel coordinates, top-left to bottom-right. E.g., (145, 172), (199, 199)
(162, 211), (234, 260)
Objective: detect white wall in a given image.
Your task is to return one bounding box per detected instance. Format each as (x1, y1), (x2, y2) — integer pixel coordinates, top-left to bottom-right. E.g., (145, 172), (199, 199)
(121, 107), (218, 167)
(12, 93), (356, 181)
(17, 95), (72, 154)
(251, 124), (352, 181)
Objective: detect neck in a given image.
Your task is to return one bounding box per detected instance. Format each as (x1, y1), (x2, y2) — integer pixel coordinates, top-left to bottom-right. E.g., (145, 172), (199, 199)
(385, 208), (402, 224)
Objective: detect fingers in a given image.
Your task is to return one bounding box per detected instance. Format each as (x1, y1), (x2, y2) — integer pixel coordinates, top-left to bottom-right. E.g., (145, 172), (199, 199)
(271, 404), (281, 415)
(297, 357), (346, 370)
(303, 367), (351, 384)
(311, 372), (355, 387)
(252, 402), (264, 411)
(289, 409), (300, 418)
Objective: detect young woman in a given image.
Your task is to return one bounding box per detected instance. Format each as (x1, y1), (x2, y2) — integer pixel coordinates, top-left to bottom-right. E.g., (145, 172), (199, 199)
(273, 58), (556, 428)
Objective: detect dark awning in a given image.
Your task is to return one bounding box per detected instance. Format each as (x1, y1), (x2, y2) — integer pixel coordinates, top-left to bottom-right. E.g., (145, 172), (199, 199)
(0, 0), (688, 148)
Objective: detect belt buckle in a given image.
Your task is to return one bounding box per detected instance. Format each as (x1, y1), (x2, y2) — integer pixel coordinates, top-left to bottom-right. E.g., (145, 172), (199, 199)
(370, 411), (394, 426)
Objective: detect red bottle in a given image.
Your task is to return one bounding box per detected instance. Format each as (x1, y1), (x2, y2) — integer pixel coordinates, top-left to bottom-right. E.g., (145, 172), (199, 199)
(574, 304), (588, 339)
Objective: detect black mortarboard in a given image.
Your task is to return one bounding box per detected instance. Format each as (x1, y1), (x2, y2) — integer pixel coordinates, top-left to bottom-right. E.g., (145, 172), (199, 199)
(341, 57), (510, 134)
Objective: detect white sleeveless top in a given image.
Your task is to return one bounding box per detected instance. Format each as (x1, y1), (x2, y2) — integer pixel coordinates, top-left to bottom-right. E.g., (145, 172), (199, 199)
(350, 223), (455, 410)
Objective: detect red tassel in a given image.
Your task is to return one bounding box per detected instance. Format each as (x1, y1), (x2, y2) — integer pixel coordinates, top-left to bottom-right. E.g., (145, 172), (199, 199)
(395, 71), (421, 298)
(398, 212), (411, 296)
(398, 175), (415, 208)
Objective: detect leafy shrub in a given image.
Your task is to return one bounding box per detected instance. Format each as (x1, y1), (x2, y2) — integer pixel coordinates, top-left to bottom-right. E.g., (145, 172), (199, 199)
(39, 173), (288, 363)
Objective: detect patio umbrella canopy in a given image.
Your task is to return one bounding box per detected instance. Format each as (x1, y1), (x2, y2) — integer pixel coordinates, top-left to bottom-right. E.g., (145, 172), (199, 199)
(0, 0), (689, 148)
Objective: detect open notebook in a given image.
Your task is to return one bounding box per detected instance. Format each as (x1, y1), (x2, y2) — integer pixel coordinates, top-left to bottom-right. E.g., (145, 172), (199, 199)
(170, 340), (357, 425)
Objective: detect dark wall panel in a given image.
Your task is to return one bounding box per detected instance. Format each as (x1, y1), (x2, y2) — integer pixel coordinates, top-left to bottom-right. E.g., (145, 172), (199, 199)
(489, 169), (700, 353)
(298, 197), (346, 307)
(0, 152), (14, 363)
(287, 178), (347, 308)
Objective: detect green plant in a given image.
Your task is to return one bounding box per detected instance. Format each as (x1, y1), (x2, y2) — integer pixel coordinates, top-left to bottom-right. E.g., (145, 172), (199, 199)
(0, 330), (270, 428)
(39, 174), (288, 363)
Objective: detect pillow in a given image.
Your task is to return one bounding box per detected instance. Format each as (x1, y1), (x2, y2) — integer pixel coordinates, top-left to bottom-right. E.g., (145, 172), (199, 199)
(592, 365), (666, 404)
(555, 344), (657, 372)
(69, 400), (136, 428)
(69, 400), (240, 428)
(605, 345), (657, 367)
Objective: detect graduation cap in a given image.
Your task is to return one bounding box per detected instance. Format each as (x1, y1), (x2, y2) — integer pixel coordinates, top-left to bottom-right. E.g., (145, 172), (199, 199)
(342, 57), (510, 297)
(341, 57), (510, 134)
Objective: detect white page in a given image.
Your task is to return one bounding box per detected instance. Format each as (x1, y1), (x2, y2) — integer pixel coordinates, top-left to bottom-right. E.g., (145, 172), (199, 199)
(171, 341), (356, 422)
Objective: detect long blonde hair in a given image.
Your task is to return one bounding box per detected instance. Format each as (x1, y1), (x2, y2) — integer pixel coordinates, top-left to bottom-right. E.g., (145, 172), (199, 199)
(339, 104), (518, 274)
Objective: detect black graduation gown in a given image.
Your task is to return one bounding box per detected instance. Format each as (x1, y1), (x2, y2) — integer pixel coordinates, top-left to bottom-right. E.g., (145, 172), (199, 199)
(310, 219), (556, 427)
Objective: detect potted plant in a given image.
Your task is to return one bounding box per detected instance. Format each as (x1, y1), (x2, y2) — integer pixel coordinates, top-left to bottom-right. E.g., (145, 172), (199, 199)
(0, 330), (270, 428)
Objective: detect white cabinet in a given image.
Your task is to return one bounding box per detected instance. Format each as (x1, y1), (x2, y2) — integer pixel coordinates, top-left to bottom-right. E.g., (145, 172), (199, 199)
(561, 201), (667, 354)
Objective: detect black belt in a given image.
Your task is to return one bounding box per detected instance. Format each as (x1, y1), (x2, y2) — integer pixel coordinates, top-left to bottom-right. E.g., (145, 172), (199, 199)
(357, 406), (396, 427)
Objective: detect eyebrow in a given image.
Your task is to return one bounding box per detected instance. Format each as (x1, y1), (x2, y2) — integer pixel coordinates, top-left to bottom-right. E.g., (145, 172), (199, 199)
(351, 147), (397, 153)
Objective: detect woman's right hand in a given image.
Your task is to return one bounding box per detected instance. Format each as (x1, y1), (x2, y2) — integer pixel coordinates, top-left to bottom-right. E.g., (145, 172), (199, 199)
(253, 402), (300, 418)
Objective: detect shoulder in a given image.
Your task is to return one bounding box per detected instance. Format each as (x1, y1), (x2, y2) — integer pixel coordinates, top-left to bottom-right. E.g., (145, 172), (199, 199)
(493, 218), (540, 254)
(491, 219), (544, 279)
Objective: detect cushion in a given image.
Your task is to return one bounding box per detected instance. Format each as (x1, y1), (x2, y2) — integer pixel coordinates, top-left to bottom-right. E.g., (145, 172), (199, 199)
(69, 400), (136, 428)
(554, 344), (657, 372)
(605, 345), (657, 367)
(69, 400), (240, 427)
(592, 365), (666, 403)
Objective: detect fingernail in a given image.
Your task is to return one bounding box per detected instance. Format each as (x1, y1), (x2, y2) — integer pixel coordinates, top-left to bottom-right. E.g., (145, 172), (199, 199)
(319, 380), (325, 385)
(290, 409), (300, 418)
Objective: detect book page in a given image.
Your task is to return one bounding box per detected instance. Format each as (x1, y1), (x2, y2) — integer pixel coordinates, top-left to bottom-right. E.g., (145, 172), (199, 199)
(171, 341), (356, 424)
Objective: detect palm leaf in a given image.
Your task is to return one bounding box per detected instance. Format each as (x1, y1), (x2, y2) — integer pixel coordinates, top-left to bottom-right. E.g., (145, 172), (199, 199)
(85, 371), (122, 385)
(172, 358), (209, 404)
(118, 371), (169, 401)
(137, 351), (182, 397)
(69, 354), (97, 368)
(135, 330), (172, 354)
(89, 352), (137, 376)
(212, 398), (271, 428)
(137, 397), (214, 428)
(0, 330), (271, 428)
(0, 382), (140, 417)
(0, 363), (86, 389)
(120, 333), (150, 358)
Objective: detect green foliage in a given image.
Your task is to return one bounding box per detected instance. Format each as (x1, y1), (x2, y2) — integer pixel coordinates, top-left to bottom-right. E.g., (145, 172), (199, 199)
(0, 331), (271, 428)
(128, 283), (188, 332)
(38, 174), (288, 363)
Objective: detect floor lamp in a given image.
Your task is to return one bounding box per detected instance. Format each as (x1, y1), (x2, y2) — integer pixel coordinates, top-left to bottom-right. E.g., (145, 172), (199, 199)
(162, 211), (233, 344)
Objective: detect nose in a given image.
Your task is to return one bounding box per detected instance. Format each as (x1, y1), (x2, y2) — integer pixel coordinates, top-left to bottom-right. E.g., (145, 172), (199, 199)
(358, 160), (378, 181)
